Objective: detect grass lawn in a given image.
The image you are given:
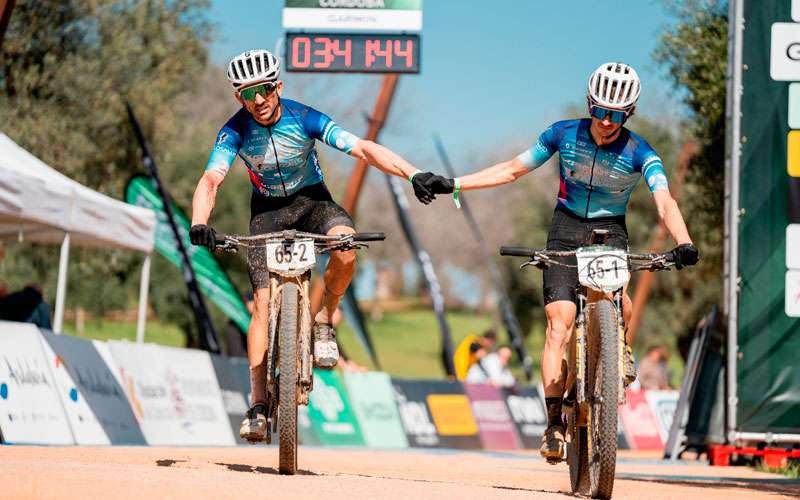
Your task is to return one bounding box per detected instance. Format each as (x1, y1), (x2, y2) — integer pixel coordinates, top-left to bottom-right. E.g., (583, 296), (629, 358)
(61, 309), (546, 381)
(335, 309), (545, 380)
(62, 319), (186, 347)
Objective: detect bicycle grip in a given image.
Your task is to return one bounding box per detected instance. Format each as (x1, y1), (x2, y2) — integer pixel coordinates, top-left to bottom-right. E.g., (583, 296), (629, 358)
(500, 246), (534, 257)
(353, 232), (386, 242)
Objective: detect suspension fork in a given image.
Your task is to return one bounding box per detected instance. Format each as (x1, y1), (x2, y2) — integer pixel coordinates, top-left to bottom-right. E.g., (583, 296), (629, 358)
(614, 290), (626, 404)
(575, 293), (587, 405)
(298, 272), (313, 403)
(265, 275), (282, 405)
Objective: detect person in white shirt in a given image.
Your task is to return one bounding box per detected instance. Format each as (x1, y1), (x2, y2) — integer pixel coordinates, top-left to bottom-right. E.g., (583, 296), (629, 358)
(465, 346), (516, 389)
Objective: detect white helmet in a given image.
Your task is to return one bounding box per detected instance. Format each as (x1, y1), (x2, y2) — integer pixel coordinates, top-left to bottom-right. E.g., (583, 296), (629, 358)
(587, 62), (641, 110)
(227, 49), (280, 88)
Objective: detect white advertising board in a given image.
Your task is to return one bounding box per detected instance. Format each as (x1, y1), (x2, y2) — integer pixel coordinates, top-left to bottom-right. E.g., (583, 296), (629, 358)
(644, 390), (679, 445)
(770, 23), (800, 81)
(0, 321), (74, 444)
(154, 345), (235, 445)
(107, 341), (234, 445)
(107, 341), (181, 445)
(283, 0), (422, 31)
(39, 330), (145, 445)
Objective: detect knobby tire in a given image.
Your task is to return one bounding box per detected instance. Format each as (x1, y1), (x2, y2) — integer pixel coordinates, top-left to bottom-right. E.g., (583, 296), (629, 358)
(588, 299), (619, 499)
(278, 282), (299, 475)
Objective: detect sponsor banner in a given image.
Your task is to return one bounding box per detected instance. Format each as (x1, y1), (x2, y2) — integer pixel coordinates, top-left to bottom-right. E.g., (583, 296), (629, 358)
(283, 0), (423, 32)
(392, 378), (481, 449)
(464, 384), (520, 450)
(502, 386), (547, 449)
(619, 388), (663, 450)
(154, 345), (235, 445)
(210, 355), (252, 445)
(343, 372), (407, 448)
(39, 330), (145, 445)
(108, 341), (234, 445)
(0, 321), (74, 444)
(307, 369), (365, 446)
(644, 390), (679, 445)
(125, 175), (249, 334)
(298, 405), (322, 445)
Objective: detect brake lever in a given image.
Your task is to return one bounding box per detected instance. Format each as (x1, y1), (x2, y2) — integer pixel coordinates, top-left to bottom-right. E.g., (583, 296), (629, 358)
(521, 257), (549, 270)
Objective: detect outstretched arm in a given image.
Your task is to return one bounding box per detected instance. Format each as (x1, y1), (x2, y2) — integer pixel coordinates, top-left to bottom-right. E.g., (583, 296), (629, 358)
(653, 190), (692, 245)
(350, 139), (420, 179)
(456, 157), (531, 190)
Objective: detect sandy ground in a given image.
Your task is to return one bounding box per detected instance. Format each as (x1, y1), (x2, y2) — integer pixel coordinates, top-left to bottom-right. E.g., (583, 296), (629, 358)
(1, 446), (798, 499)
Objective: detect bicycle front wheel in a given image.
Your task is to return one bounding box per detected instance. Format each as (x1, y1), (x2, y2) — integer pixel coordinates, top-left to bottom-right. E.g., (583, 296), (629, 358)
(587, 298), (619, 499)
(278, 282), (299, 475)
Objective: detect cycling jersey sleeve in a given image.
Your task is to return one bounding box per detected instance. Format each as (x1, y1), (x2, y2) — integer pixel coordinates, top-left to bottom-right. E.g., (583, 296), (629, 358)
(303, 106), (360, 154)
(636, 140), (669, 193)
(204, 112), (244, 177)
(516, 123), (560, 171)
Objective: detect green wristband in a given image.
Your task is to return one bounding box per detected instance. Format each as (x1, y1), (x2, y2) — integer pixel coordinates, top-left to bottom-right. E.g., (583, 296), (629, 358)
(408, 170), (422, 183)
(453, 178), (462, 209)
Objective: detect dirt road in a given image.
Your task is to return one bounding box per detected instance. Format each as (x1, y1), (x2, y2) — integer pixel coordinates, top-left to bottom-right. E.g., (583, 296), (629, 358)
(1, 446), (797, 499)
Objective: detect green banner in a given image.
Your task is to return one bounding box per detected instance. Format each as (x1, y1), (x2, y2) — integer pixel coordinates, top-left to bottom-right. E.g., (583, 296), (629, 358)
(125, 176), (251, 333)
(737, 1), (800, 433)
(307, 369), (365, 446)
(285, 0), (421, 10)
(343, 372), (408, 448)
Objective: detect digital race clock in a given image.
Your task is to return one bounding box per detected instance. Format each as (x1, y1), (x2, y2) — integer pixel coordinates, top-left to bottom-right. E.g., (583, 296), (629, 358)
(285, 33), (421, 73)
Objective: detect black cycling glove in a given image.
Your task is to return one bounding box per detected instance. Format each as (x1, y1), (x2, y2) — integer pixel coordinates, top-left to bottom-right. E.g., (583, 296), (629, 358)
(189, 224), (216, 252)
(425, 174), (456, 195)
(670, 243), (699, 270)
(411, 172), (436, 204)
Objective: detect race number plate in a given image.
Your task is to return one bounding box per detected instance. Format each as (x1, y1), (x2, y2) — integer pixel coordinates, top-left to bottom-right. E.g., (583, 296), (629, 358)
(576, 247), (630, 293)
(266, 239), (315, 274)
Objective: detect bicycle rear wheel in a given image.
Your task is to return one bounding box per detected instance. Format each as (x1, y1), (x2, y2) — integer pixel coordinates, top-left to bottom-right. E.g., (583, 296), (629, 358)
(278, 282), (299, 475)
(587, 298), (619, 499)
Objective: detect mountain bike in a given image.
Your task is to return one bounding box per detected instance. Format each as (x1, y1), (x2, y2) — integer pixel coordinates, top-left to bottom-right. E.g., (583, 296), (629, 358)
(215, 229), (384, 475)
(500, 229), (676, 499)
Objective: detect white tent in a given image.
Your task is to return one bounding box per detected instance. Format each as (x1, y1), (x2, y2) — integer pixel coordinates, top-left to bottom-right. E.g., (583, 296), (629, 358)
(0, 133), (156, 340)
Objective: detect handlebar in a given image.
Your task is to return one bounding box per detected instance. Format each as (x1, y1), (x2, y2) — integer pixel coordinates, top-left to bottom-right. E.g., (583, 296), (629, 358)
(352, 232), (386, 242)
(499, 246), (536, 257)
(499, 245), (676, 271)
(212, 229), (385, 252)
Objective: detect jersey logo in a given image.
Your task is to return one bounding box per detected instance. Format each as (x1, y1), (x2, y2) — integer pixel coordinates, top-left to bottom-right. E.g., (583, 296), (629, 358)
(216, 132), (228, 144)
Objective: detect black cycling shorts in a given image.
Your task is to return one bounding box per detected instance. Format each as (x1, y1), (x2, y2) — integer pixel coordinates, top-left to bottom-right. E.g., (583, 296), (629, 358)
(247, 182), (354, 290)
(543, 206), (628, 305)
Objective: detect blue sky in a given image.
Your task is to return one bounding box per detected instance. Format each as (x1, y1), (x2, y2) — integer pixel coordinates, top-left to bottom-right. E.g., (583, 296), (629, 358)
(209, 0), (681, 172)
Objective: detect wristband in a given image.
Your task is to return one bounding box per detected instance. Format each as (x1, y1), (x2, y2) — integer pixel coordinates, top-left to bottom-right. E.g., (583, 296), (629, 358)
(453, 178), (462, 209)
(408, 169), (422, 183)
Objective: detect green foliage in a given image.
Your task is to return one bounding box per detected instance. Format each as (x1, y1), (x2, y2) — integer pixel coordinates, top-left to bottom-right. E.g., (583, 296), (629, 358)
(654, 0), (728, 336)
(0, 0), (214, 341)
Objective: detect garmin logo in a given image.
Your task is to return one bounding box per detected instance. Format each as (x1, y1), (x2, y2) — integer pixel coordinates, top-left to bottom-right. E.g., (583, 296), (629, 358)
(319, 0), (385, 7)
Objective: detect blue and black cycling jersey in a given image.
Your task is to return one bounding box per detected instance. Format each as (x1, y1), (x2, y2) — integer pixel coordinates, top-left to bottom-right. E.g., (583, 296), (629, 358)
(517, 119), (669, 218)
(205, 98), (360, 197)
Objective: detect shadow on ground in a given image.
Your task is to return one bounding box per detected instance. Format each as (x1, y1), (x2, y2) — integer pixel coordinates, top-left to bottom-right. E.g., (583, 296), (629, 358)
(214, 462), (317, 476)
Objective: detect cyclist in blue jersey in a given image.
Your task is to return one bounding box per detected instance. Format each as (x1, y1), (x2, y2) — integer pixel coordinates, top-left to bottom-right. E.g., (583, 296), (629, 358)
(189, 49), (433, 442)
(413, 62), (699, 461)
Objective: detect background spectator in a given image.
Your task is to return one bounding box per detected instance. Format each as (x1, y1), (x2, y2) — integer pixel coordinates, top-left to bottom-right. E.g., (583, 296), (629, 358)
(638, 345), (672, 390)
(453, 328), (498, 380)
(0, 284), (52, 329)
(465, 345), (516, 388)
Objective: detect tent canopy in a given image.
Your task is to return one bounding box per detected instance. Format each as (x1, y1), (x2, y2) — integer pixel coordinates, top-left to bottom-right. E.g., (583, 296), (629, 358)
(0, 133), (155, 252)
